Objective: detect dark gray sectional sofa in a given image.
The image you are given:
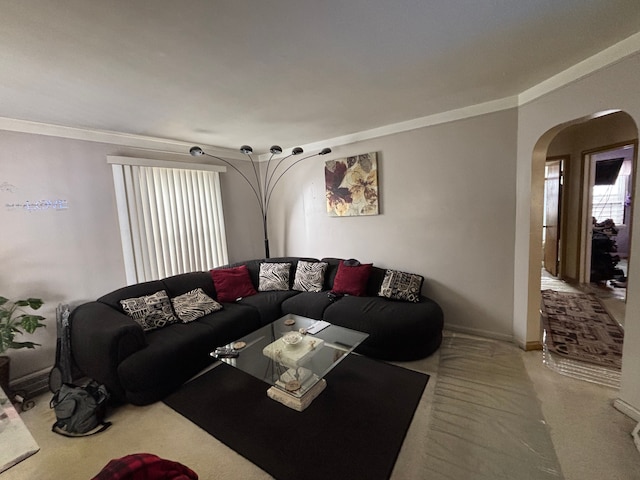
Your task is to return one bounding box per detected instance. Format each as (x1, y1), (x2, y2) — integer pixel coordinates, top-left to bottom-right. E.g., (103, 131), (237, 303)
(70, 257), (444, 405)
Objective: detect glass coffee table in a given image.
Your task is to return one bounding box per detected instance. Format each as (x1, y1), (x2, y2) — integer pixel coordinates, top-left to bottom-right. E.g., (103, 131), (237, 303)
(213, 314), (369, 411)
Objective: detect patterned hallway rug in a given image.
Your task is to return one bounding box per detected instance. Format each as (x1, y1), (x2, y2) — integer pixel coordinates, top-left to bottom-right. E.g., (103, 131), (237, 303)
(541, 289), (624, 369)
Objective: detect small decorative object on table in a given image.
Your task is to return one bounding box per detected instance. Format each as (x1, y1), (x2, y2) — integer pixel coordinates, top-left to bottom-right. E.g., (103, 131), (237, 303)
(282, 331), (303, 347)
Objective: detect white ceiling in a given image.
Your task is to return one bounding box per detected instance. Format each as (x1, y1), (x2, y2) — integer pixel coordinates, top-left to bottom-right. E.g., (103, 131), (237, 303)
(2, 0), (640, 153)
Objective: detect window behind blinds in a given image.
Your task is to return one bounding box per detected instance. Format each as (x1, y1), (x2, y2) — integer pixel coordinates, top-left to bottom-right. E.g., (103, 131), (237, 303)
(109, 157), (228, 284)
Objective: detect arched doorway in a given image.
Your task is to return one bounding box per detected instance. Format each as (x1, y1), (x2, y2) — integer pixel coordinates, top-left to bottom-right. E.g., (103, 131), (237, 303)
(528, 110), (638, 368)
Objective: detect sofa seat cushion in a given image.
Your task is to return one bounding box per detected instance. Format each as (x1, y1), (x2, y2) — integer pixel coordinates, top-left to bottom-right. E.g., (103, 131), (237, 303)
(118, 321), (218, 398)
(195, 303), (261, 337)
(281, 292), (334, 320)
(118, 304), (261, 404)
(323, 295), (443, 361)
(238, 291), (300, 326)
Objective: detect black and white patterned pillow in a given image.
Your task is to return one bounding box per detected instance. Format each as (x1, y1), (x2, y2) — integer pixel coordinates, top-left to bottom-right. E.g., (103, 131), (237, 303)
(293, 261), (328, 292)
(171, 288), (222, 323)
(378, 270), (424, 303)
(258, 262), (291, 291)
(120, 290), (178, 331)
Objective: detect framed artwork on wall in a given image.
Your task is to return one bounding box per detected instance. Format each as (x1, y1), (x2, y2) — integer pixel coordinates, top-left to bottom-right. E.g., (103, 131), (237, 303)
(325, 152), (379, 217)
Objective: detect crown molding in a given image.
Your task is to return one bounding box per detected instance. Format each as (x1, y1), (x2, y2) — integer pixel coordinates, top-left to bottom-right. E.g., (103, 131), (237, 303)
(292, 96), (519, 155)
(518, 31), (640, 106)
(0, 116), (244, 160)
(1, 31), (639, 158)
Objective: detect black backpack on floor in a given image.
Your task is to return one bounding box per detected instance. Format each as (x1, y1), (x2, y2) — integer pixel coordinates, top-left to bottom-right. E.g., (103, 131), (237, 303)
(50, 381), (112, 437)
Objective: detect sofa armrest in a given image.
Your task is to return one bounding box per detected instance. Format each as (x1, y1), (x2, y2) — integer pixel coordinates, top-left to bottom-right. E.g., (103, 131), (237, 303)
(70, 301), (146, 401)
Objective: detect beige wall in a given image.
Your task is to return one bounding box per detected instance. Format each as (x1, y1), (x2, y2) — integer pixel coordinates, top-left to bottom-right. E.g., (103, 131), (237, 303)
(267, 109), (519, 340)
(514, 51), (640, 415)
(0, 131), (261, 381)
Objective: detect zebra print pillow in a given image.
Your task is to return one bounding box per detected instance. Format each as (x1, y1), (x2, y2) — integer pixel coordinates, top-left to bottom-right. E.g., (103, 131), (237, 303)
(258, 262), (291, 291)
(171, 288), (223, 323)
(293, 261), (328, 292)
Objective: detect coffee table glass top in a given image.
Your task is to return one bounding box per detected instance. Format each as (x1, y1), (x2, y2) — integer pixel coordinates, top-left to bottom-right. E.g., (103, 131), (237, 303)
(215, 314), (369, 398)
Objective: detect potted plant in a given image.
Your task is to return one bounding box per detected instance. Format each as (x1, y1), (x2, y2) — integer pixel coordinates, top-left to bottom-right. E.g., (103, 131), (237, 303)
(0, 296), (46, 394)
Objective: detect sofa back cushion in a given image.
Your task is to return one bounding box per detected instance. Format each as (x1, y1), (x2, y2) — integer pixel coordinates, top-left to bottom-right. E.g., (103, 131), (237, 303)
(223, 257), (319, 289)
(321, 258), (385, 296)
(98, 280), (168, 312)
(320, 257), (342, 290)
(366, 266), (388, 296)
(162, 272), (217, 299)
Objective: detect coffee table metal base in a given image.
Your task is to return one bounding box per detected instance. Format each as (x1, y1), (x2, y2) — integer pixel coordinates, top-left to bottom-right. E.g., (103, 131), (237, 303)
(267, 379), (327, 412)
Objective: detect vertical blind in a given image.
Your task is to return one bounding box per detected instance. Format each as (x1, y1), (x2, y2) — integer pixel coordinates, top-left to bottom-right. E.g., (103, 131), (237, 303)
(110, 158), (228, 284)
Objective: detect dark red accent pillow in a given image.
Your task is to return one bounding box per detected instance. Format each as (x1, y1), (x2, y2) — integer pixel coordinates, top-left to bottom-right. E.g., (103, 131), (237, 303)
(210, 265), (257, 303)
(331, 261), (373, 296)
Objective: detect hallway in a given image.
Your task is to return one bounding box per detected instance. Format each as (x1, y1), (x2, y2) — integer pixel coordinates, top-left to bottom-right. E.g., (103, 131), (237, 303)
(540, 268), (625, 388)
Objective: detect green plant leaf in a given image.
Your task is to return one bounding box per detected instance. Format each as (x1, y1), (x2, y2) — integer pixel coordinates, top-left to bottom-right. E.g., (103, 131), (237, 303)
(20, 315), (46, 334)
(0, 296), (46, 353)
(0, 331), (12, 353)
(25, 298), (44, 310)
(8, 341), (40, 350)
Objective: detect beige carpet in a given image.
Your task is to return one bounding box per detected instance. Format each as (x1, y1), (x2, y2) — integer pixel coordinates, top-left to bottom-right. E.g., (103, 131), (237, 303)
(4, 332), (640, 480)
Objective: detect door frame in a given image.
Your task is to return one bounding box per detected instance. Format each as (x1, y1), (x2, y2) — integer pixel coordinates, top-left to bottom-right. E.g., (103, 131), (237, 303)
(544, 155), (568, 278)
(579, 139), (638, 284)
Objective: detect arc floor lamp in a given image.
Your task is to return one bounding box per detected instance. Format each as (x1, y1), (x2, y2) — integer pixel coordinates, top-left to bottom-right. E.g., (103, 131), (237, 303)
(190, 144), (332, 258)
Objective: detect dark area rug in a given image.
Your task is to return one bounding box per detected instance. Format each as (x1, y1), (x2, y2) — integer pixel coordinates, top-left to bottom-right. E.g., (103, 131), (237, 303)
(164, 354), (429, 480)
(541, 289), (623, 369)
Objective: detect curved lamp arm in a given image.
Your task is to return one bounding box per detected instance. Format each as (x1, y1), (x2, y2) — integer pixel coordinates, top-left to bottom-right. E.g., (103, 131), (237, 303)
(265, 147), (331, 214)
(189, 146), (265, 219)
(190, 145), (331, 258)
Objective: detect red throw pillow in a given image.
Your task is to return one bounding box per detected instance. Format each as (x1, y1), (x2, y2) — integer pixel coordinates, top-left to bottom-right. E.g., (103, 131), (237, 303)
(331, 261), (373, 296)
(210, 265), (257, 303)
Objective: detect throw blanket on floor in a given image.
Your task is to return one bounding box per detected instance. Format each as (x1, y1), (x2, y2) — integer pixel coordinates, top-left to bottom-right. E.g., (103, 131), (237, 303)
(91, 453), (198, 480)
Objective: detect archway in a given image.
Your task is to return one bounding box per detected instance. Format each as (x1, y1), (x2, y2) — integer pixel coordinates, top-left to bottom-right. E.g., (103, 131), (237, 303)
(527, 110), (638, 350)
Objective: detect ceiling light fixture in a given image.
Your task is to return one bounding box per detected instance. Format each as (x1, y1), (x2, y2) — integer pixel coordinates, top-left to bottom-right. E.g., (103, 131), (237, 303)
(190, 144), (332, 258)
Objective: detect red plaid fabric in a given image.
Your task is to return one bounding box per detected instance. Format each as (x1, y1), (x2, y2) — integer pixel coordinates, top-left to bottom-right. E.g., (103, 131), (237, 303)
(91, 453), (198, 480)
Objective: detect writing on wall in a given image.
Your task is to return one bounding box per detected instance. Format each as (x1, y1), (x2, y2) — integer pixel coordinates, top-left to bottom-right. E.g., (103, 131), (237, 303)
(5, 200), (69, 212)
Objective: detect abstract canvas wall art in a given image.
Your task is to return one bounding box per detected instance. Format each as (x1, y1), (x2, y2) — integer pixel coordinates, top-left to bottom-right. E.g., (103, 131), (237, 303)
(325, 152), (379, 216)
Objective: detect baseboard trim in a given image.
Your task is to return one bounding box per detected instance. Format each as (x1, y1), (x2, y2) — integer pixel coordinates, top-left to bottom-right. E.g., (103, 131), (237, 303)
(613, 398), (640, 422)
(445, 324), (513, 343)
(524, 341), (543, 351)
